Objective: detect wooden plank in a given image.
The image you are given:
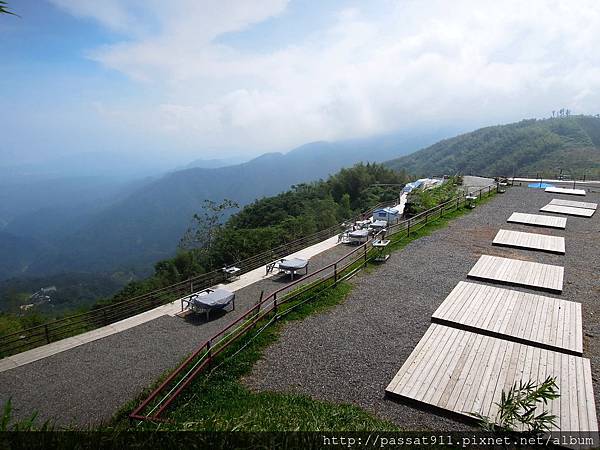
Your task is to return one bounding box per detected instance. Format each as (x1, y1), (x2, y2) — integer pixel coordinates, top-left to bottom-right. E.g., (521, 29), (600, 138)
(583, 359), (599, 431)
(540, 204), (595, 217)
(492, 229), (565, 254)
(467, 255), (564, 293)
(385, 325), (598, 433)
(549, 199), (597, 210)
(507, 212), (567, 229)
(544, 187), (586, 196)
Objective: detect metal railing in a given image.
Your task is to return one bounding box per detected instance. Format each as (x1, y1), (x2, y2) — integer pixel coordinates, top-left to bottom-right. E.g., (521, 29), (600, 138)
(0, 198), (398, 358)
(129, 183), (499, 422)
(508, 173), (600, 182)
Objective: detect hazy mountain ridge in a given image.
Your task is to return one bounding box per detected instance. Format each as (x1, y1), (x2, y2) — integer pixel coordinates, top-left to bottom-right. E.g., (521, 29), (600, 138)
(385, 116), (600, 178)
(4, 129), (449, 280)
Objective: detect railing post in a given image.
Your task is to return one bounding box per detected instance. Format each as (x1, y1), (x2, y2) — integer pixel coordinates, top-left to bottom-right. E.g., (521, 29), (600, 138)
(255, 291), (264, 318)
(425, 212), (428, 224)
(334, 263), (338, 283)
(407, 219), (411, 236)
(273, 293), (278, 315)
(44, 324), (50, 344)
(456, 197), (459, 210)
(206, 340), (212, 364)
(190, 281), (194, 294)
(363, 244), (368, 267)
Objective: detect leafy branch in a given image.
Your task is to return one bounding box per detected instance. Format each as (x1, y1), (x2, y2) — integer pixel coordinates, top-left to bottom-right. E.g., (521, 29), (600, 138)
(469, 376), (559, 434)
(0, 1), (18, 17)
(179, 199), (239, 253)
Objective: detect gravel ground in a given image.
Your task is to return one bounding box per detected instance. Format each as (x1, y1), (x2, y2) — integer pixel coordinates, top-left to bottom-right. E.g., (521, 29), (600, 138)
(0, 242), (351, 426)
(245, 186), (600, 430)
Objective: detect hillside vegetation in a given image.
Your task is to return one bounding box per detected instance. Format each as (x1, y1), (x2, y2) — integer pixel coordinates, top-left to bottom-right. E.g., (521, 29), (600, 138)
(106, 163), (408, 304)
(0, 163), (406, 334)
(385, 115), (600, 178)
(20, 131), (441, 279)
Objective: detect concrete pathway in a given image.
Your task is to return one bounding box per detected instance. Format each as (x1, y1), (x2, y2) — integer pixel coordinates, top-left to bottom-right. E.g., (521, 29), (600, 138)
(0, 236), (340, 374)
(0, 235), (353, 426)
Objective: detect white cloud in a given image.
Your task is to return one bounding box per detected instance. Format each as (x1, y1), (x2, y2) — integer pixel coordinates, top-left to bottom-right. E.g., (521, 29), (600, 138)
(52, 0), (600, 154)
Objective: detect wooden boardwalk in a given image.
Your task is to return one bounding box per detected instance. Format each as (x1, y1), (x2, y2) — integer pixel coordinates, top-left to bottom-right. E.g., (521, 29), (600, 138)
(385, 324), (598, 433)
(467, 255), (564, 293)
(492, 229), (565, 254)
(540, 204), (596, 218)
(432, 282), (582, 355)
(545, 187), (587, 196)
(549, 199), (598, 210)
(507, 212), (566, 229)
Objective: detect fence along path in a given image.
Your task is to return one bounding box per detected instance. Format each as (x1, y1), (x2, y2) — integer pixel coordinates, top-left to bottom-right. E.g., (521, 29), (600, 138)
(129, 183), (500, 421)
(0, 235), (345, 373)
(0, 197), (401, 359)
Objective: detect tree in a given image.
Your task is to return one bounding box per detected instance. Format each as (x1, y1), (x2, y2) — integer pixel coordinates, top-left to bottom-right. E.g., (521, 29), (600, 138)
(0, 1), (17, 16)
(179, 199), (239, 253)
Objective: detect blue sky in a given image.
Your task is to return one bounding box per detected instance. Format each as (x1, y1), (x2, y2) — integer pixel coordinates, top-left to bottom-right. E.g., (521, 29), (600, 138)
(2, 0), (600, 167)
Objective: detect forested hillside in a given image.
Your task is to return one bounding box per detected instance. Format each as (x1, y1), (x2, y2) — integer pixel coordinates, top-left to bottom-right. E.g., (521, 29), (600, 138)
(19, 130), (446, 279)
(0, 273), (123, 316)
(0, 163), (406, 333)
(105, 163), (408, 304)
(385, 116), (600, 178)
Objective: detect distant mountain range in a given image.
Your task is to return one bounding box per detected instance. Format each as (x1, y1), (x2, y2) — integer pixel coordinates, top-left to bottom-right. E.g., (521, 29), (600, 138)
(5, 116), (600, 312)
(385, 116), (600, 178)
(0, 128), (451, 282)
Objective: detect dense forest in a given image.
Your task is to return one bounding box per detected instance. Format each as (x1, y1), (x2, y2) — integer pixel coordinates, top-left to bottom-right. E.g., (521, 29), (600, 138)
(385, 115), (600, 178)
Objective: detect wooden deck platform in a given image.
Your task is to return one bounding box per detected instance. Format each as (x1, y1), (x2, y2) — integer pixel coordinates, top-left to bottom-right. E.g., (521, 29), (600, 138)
(385, 324), (598, 433)
(467, 255), (564, 293)
(432, 282), (582, 355)
(549, 199), (598, 210)
(540, 204), (596, 218)
(545, 187), (587, 196)
(492, 229), (565, 254)
(507, 212), (567, 229)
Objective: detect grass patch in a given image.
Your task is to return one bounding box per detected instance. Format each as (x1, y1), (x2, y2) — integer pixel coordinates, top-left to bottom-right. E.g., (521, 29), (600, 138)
(117, 188), (499, 432)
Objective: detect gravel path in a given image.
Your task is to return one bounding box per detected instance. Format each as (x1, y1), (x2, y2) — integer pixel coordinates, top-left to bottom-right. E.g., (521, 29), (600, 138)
(0, 242), (351, 426)
(245, 186), (600, 430)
